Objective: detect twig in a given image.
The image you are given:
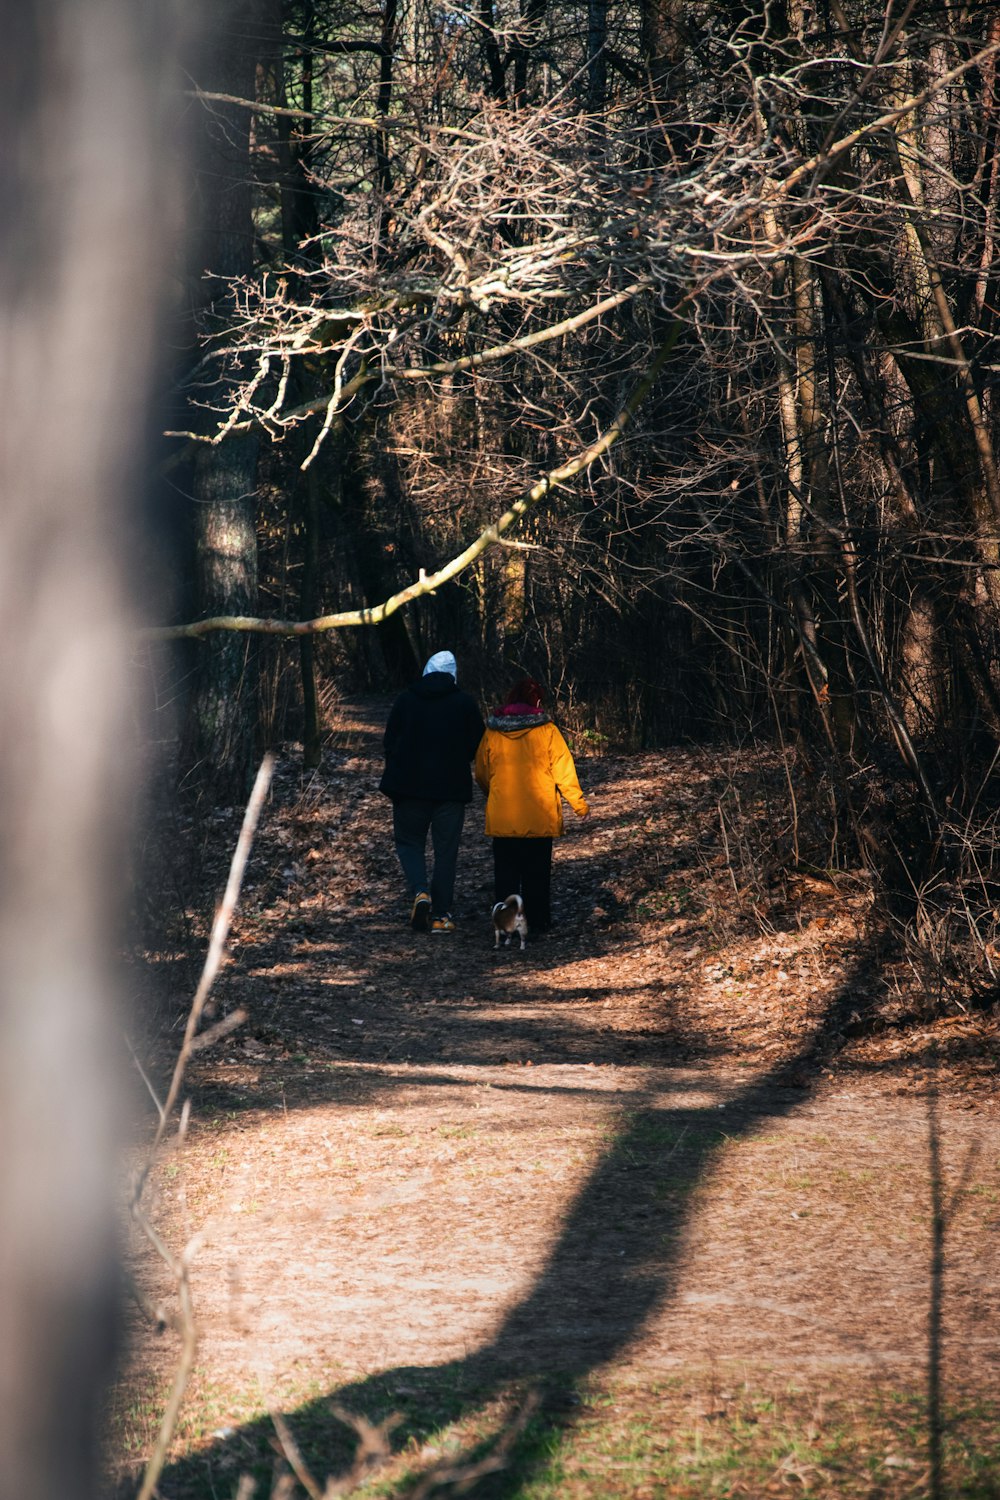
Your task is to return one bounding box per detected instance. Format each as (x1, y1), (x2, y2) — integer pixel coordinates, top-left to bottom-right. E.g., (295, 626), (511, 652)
(269, 1410), (324, 1500)
(187, 87), (315, 120)
(190, 1006), (248, 1053)
(127, 762), (273, 1499)
(406, 1391), (540, 1500)
(323, 1406), (401, 1496)
(163, 282), (648, 447)
(135, 1249), (198, 1500)
(126, 1034), (166, 1127)
(150, 754), (274, 1153)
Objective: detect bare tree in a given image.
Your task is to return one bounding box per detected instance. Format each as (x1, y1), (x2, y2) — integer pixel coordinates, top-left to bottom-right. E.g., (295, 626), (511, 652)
(182, 0), (269, 800)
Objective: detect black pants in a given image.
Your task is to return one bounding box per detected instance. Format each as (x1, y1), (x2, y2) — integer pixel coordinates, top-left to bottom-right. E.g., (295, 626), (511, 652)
(392, 799), (465, 916)
(492, 837), (553, 931)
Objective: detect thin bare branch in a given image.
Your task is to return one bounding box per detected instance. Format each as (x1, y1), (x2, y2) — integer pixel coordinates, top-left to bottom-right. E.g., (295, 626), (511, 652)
(149, 322), (684, 640)
(149, 755), (274, 1151)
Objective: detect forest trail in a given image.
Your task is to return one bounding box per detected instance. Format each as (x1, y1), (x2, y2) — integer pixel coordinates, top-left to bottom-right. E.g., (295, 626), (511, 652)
(119, 699), (1000, 1498)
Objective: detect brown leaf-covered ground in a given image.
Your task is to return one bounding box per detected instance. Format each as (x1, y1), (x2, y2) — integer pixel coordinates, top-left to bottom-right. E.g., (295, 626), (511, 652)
(113, 699), (1000, 1498)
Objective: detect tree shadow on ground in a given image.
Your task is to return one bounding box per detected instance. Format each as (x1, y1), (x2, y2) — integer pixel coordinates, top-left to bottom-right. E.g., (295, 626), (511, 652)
(138, 708), (989, 1496)
(152, 936), (918, 1500)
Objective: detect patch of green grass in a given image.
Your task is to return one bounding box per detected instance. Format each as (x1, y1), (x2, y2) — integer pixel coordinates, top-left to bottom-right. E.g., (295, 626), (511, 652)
(635, 885), (700, 921)
(629, 1120), (690, 1149)
(104, 1370), (167, 1460)
(960, 1183), (998, 1203)
(653, 1176), (698, 1200)
(111, 1367), (1000, 1500)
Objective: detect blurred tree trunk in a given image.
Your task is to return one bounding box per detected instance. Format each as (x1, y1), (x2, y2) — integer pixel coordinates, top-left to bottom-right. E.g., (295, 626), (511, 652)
(0, 0), (179, 1494)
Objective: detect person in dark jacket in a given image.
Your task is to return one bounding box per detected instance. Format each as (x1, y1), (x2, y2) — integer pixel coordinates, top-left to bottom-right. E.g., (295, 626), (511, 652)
(380, 650), (485, 932)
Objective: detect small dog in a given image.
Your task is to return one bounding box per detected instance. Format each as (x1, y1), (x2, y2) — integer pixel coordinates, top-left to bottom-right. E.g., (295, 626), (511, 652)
(492, 894), (528, 950)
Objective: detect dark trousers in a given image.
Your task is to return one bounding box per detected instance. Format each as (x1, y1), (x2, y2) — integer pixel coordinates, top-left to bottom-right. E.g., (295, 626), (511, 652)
(492, 837), (553, 930)
(392, 799), (465, 915)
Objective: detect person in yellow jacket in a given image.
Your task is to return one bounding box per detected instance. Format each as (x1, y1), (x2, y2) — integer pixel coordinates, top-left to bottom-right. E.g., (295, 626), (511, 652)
(474, 678), (589, 933)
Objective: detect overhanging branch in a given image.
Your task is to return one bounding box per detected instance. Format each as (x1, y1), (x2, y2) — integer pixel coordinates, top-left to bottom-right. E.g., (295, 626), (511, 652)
(164, 281), (651, 448)
(147, 320), (683, 641)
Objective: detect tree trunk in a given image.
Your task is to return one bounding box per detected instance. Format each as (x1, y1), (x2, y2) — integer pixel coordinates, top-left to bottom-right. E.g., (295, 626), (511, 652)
(479, 0), (508, 102)
(277, 0), (319, 261)
(375, 0), (398, 211)
(512, 0), (546, 105)
(586, 0), (608, 114)
(639, 0), (687, 163)
(0, 1), (180, 1494)
(191, 438), (260, 787)
(186, 0), (264, 800)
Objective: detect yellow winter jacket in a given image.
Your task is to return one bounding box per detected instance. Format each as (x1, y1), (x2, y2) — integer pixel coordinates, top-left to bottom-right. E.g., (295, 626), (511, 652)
(474, 713), (589, 837)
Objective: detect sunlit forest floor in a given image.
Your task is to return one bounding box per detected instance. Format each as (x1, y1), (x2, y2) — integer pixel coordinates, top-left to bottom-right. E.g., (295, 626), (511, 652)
(112, 700), (1000, 1499)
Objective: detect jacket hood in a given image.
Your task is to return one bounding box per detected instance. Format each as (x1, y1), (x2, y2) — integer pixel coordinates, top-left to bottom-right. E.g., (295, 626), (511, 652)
(414, 671), (458, 698)
(423, 649), (457, 679)
(487, 710), (551, 732)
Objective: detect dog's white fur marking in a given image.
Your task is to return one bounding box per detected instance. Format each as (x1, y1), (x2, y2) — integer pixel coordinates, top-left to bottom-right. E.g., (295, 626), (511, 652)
(492, 894), (528, 949)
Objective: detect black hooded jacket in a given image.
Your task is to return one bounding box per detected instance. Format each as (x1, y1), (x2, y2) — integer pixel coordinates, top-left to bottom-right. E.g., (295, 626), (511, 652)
(379, 672), (485, 803)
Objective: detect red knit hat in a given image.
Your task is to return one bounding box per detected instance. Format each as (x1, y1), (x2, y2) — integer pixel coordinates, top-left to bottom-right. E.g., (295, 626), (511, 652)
(503, 677), (543, 709)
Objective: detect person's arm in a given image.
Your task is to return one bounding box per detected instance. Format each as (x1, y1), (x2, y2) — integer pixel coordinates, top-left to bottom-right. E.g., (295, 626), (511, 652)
(474, 732), (491, 794)
(383, 695), (403, 754)
(466, 702), (486, 760)
(550, 727), (589, 817)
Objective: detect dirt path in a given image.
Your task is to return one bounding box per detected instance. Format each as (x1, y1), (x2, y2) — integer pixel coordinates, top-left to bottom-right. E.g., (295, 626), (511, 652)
(117, 700), (1000, 1497)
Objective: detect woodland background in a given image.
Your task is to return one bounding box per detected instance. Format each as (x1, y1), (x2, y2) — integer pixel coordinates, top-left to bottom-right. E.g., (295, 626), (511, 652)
(5, 3), (997, 1495)
(160, 0), (1000, 1004)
